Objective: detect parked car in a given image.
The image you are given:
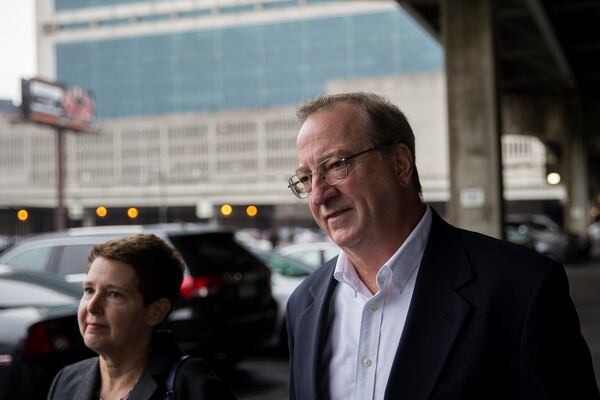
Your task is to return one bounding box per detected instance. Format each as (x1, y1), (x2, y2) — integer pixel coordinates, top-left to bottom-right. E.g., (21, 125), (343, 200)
(234, 232), (315, 348)
(0, 236), (11, 254)
(251, 250), (314, 349)
(504, 222), (536, 250)
(505, 214), (587, 263)
(0, 224), (278, 364)
(278, 241), (340, 269)
(589, 221), (600, 258)
(0, 267), (93, 400)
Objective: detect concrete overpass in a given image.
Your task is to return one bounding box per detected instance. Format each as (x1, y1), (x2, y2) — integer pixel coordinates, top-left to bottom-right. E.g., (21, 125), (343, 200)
(397, 0), (600, 237)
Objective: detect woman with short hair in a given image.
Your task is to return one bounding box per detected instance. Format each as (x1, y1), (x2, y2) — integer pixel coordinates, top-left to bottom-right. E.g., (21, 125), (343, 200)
(47, 234), (236, 400)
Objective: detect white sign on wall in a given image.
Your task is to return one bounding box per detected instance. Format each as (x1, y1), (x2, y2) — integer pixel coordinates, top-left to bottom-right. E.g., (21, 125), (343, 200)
(460, 187), (485, 208)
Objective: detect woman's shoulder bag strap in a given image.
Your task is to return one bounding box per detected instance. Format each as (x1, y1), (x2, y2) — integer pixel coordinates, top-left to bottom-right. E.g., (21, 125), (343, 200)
(164, 355), (191, 400)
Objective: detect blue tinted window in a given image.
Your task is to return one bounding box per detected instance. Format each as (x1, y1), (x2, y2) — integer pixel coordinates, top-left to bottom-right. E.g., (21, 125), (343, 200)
(179, 9), (212, 19)
(138, 13), (171, 22)
(56, 10), (442, 117)
(56, 0), (163, 12)
(99, 17), (130, 27)
(220, 4), (255, 14)
(59, 21), (90, 31)
(263, 0), (299, 10)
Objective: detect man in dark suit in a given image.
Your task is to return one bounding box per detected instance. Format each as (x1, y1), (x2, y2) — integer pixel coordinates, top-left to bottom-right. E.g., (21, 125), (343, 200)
(285, 92), (599, 399)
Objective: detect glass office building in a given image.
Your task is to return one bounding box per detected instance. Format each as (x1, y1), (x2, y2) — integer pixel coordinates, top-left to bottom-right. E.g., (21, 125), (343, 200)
(44, 0), (443, 117)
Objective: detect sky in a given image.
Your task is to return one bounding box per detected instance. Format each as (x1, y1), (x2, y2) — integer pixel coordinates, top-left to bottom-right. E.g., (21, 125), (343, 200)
(0, 0), (36, 104)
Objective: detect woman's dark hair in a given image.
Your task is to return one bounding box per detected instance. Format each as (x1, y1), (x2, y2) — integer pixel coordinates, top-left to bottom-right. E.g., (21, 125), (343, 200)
(88, 234), (183, 309)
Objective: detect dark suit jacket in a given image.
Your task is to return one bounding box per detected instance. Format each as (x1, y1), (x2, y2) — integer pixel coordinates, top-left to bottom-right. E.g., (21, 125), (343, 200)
(47, 331), (237, 400)
(286, 210), (599, 399)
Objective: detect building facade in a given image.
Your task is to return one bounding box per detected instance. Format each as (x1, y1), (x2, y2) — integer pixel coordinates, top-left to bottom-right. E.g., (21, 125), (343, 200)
(0, 0), (563, 234)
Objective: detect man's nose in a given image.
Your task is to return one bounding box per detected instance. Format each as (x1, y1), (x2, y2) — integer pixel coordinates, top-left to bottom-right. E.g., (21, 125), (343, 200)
(310, 174), (337, 206)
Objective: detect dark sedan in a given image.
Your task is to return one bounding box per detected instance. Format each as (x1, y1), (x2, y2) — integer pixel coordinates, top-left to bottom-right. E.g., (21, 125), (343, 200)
(0, 268), (93, 400)
(505, 214), (589, 263)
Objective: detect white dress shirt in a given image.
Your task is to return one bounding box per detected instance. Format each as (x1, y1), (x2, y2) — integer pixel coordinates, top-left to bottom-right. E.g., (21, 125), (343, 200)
(325, 206), (432, 400)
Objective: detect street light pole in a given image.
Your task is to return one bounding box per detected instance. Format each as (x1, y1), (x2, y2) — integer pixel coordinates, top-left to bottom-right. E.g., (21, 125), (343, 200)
(158, 166), (168, 223)
(55, 127), (66, 231)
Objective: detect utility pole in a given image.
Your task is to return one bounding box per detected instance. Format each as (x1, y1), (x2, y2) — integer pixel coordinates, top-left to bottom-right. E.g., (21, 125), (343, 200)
(55, 128), (66, 231)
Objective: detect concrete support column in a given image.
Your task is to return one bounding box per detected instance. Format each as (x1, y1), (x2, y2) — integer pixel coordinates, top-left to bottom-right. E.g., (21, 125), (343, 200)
(564, 101), (589, 237)
(502, 93), (589, 237)
(442, 0), (504, 238)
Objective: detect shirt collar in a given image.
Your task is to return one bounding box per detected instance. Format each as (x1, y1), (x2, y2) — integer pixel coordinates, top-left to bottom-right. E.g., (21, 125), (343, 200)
(333, 205), (432, 295)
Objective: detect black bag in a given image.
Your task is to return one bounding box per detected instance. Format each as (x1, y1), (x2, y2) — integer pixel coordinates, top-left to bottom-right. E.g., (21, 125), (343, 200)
(164, 355), (190, 400)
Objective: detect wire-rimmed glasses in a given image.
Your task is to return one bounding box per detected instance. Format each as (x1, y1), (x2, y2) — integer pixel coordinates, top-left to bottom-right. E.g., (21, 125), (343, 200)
(288, 146), (377, 199)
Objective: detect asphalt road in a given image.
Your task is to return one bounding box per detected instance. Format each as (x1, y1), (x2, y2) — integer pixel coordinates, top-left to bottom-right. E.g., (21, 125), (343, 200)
(221, 351), (289, 400)
(225, 258), (600, 400)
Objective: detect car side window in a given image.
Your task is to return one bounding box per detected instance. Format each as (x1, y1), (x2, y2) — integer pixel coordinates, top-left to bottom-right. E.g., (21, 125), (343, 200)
(3, 247), (53, 272)
(57, 245), (93, 276)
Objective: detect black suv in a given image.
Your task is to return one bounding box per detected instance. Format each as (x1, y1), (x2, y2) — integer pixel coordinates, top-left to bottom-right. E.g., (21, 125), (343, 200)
(0, 224), (277, 364)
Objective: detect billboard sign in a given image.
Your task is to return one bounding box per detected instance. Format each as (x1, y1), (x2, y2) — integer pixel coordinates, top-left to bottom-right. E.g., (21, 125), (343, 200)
(21, 78), (95, 132)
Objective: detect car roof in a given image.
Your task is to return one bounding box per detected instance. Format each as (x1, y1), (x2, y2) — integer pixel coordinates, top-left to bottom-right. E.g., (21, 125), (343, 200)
(6, 223), (230, 246)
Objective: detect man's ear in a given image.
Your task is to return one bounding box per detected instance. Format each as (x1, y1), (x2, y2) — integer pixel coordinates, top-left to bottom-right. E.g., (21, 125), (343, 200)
(392, 143), (413, 187)
(146, 298), (171, 327)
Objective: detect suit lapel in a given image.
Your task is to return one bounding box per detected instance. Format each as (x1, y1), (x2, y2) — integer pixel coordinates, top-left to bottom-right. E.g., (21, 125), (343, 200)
(76, 359), (101, 400)
(385, 211), (474, 400)
(293, 260), (338, 400)
(128, 332), (183, 400)
(129, 372), (158, 399)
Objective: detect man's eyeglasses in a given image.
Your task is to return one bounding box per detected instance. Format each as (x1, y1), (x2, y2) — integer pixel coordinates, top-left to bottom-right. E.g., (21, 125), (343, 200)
(288, 146), (377, 199)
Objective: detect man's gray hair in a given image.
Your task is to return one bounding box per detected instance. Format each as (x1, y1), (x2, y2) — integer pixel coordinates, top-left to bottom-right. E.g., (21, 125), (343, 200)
(297, 92), (422, 193)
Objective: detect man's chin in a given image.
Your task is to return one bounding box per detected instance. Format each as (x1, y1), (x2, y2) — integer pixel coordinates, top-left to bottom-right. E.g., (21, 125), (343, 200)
(330, 229), (358, 249)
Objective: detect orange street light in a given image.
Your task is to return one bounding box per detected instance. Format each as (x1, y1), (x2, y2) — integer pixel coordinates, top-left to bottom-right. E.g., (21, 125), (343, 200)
(17, 209), (29, 222)
(246, 205), (258, 217)
(127, 207), (139, 219)
(96, 206), (108, 218)
(220, 204), (233, 217)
